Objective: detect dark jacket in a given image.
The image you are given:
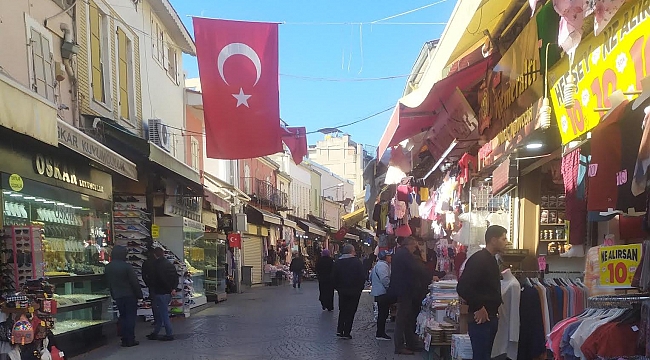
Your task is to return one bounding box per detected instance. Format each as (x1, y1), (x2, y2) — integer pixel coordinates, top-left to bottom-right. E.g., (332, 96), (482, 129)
(142, 257), (156, 292)
(331, 255), (366, 296)
(389, 246), (428, 299)
(105, 246), (143, 300)
(150, 257), (179, 295)
(456, 248), (502, 316)
(315, 256), (334, 282)
(289, 257), (305, 273)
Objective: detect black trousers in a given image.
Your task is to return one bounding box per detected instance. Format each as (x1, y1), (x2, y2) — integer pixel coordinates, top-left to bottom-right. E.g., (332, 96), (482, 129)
(394, 295), (420, 351)
(337, 292), (361, 336)
(115, 296), (138, 345)
(319, 281), (334, 311)
(375, 294), (396, 336)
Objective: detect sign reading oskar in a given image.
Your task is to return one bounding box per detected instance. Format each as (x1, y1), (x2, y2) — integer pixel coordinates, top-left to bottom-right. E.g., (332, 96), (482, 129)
(33, 154), (104, 193)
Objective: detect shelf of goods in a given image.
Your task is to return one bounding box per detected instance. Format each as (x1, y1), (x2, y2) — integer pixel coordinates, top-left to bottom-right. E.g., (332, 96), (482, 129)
(417, 280), (459, 351)
(539, 193), (571, 255)
(1, 226), (45, 291)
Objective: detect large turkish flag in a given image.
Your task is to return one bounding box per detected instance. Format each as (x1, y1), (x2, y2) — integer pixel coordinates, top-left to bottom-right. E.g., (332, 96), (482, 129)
(193, 18), (283, 159)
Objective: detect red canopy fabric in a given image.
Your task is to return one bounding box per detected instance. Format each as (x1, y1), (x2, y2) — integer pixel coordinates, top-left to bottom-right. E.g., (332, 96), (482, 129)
(377, 53), (498, 160)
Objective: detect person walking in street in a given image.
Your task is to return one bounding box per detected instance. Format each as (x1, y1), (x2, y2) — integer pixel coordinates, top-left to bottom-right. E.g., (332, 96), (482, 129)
(142, 249), (158, 327)
(105, 245), (143, 347)
(370, 249), (395, 341)
(146, 247), (178, 342)
(331, 244), (366, 340)
(289, 252), (305, 288)
(390, 237), (429, 355)
(456, 225), (508, 360)
(315, 249), (335, 311)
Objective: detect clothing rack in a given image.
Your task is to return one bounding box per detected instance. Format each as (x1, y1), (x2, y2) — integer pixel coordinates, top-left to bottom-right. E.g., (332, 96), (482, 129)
(511, 270), (583, 280)
(587, 294), (650, 309)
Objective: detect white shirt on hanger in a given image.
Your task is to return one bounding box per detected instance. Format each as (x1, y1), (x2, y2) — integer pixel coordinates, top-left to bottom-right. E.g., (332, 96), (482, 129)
(491, 269), (521, 360)
(486, 211), (509, 229)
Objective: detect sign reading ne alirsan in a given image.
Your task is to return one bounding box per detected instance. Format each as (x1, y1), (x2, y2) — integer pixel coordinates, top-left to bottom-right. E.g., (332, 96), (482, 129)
(599, 244), (642, 287)
(57, 120), (138, 181)
(550, 2), (650, 144)
(34, 154), (104, 193)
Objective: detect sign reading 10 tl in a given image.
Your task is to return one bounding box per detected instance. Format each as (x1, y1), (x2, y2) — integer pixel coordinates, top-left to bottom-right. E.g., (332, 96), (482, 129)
(599, 244), (642, 287)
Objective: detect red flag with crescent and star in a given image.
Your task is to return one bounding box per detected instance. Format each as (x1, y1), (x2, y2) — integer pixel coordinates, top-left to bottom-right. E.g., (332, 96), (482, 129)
(193, 18), (283, 159)
(281, 127), (307, 165)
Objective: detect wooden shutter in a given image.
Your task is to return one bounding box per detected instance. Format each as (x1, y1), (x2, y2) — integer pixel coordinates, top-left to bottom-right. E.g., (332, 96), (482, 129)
(89, 3), (104, 103)
(30, 29), (55, 101)
(117, 27), (129, 119)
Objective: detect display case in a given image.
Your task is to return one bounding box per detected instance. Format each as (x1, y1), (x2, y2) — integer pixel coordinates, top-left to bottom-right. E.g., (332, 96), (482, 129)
(198, 233), (227, 302)
(1, 176), (111, 277)
(48, 275), (114, 335)
(183, 222), (207, 307)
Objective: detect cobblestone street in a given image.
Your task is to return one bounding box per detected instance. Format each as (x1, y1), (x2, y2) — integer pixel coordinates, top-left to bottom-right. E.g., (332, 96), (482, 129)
(74, 281), (413, 360)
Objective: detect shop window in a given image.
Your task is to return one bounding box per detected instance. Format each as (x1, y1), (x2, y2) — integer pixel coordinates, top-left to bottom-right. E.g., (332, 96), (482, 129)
(182, 223), (207, 304)
(1, 175), (113, 335)
(25, 15), (55, 102)
(89, 1), (111, 107)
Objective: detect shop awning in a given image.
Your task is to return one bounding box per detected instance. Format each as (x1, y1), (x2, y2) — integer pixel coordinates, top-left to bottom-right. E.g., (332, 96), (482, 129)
(57, 119), (138, 181)
(399, 0), (518, 110)
(341, 207), (366, 226)
(282, 217), (298, 229)
(149, 143), (201, 184)
(246, 206), (282, 225)
(203, 171), (251, 203)
(297, 220), (327, 237)
(377, 53), (498, 160)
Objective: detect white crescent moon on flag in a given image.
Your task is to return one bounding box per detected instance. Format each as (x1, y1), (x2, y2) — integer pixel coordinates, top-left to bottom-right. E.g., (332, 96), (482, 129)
(217, 43), (262, 86)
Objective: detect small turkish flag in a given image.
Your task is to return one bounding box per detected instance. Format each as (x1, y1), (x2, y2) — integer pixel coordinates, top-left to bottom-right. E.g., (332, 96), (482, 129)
(193, 18), (283, 159)
(282, 127), (307, 165)
(227, 233), (242, 248)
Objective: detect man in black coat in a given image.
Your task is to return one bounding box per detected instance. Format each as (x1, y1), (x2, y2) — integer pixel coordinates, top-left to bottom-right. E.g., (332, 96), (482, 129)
(105, 245), (143, 347)
(390, 237), (429, 355)
(331, 244), (366, 339)
(315, 249), (335, 311)
(146, 247), (178, 342)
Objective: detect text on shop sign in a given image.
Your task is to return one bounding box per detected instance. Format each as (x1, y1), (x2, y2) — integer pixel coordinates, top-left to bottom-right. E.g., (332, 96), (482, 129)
(599, 244), (642, 287)
(34, 154), (104, 193)
(551, 2), (650, 144)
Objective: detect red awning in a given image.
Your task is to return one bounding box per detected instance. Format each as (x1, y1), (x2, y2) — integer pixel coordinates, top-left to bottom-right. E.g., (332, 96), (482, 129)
(377, 53), (499, 160)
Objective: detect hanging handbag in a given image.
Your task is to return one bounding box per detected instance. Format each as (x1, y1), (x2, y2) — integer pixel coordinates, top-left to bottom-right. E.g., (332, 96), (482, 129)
(11, 314), (34, 345)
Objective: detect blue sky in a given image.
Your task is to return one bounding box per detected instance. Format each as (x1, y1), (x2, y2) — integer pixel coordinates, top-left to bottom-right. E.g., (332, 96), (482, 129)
(170, 0), (456, 150)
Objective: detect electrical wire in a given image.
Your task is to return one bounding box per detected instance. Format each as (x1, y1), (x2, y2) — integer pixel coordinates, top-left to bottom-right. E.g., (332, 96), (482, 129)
(306, 106), (394, 134)
(370, 0), (451, 24)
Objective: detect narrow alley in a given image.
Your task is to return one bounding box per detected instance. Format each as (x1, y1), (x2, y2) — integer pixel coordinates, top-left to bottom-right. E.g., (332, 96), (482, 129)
(74, 282), (402, 360)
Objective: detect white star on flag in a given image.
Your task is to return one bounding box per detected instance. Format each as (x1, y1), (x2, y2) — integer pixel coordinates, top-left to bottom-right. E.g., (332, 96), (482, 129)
(232, 88), (252, 108)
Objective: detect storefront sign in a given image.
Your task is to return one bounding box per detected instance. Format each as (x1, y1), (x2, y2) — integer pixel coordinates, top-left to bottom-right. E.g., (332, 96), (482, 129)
(183, 217), (205, 232)
(551, 2), (650, 144)
(151, 224), (160, 239)
(218, 213), (233, 231)
(163, 179), (202, 222)
(202, 210), (218, 229)
(479, 103), (543, 170)
(478, 18), (542, 136)
(599, 244), (642, 287)
(228, 233), (241, 248)
(8, 174), (23, 192)
(491, 157), (517, 195)
(57, 120), (138, 181)
(34, 154), (104, 193)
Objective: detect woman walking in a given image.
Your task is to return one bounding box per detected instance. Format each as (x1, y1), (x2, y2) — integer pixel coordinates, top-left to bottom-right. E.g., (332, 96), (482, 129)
(315, 249), (335, 311)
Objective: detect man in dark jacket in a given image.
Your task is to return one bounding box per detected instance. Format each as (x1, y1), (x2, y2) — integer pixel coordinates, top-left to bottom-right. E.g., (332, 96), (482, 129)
(289, 252), (305, 288)
(142, 250), (158, 327)
(315, 249), (335, 311)
(105, 245), (143, 347)
(146, 247), (178, 341)
(331, 244), (366, 339)
(390, 237), (428, 355)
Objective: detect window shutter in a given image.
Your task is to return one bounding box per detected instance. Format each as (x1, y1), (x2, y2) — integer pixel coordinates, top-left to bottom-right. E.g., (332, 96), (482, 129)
(30, 29), (47, 99)
(117, 27), (129, 119)
(89, 3), (104, 102)
(162, 36), (169, 70)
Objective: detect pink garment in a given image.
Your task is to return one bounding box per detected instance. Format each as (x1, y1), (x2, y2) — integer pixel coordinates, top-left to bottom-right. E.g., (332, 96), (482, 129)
(593, 0), (626, 35)
(547, 317), (579, 359)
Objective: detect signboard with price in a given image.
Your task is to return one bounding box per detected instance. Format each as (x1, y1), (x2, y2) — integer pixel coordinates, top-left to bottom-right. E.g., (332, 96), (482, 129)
(599, 244), (642, 287)
(550, 2), (650, 144)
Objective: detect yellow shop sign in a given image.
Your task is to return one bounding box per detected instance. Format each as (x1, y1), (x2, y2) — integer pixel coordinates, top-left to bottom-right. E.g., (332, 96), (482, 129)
(550, 2), (650, 144)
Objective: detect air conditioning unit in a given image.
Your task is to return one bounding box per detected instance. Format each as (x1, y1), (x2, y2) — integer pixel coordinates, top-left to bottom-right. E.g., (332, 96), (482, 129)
(148, 119), (171, 152)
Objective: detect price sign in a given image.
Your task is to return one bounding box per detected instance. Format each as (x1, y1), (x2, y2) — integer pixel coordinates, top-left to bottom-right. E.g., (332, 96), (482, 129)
(151, 224), (160, 239)
(599, 244), (642, 287)
(550, 3), (650, 144)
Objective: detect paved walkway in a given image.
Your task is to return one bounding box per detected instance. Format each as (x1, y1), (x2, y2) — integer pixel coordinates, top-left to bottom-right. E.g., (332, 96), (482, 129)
(74, 281), (420, 360)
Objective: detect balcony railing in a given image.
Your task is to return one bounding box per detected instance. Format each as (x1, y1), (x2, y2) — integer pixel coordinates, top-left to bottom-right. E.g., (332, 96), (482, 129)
(240, 177), (289, 209)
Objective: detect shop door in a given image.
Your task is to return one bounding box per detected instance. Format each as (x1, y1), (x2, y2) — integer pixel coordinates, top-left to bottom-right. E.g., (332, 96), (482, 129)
(242, 236), (263, 284)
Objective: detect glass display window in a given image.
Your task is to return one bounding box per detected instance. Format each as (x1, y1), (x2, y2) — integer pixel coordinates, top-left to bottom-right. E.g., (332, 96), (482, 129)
(1, 176), (112, 276)
(182, 223), (206, 301)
